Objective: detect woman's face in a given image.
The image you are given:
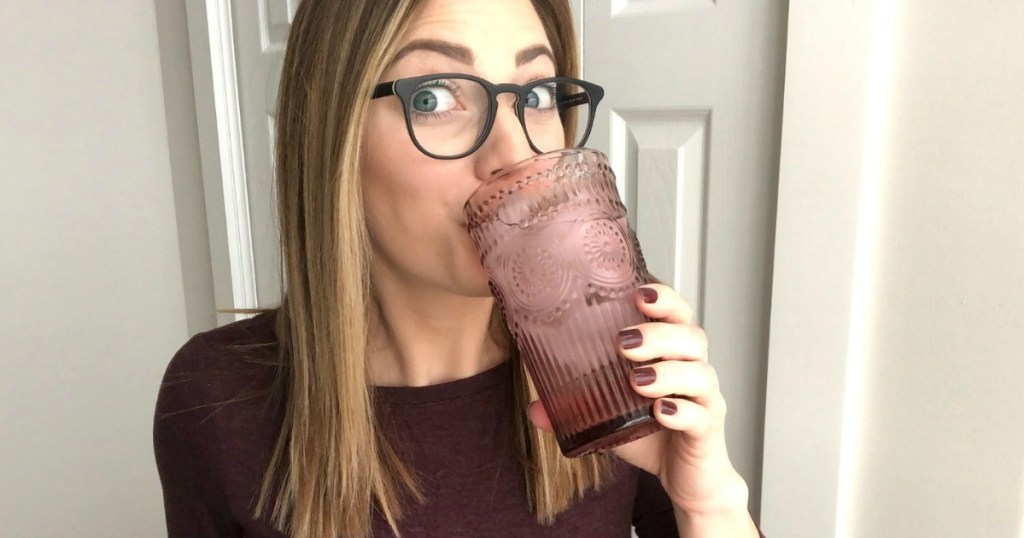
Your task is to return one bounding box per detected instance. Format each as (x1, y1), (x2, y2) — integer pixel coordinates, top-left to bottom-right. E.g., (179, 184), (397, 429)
(362, 0), (558, 299)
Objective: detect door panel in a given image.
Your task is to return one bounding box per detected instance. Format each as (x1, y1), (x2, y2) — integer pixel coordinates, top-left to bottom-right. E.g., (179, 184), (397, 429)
(230, 0), (292, 310)
(574, 0), (789, 517)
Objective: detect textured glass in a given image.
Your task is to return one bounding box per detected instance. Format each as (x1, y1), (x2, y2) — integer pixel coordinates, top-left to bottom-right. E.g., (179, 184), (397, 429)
(465, 148), (662, 457)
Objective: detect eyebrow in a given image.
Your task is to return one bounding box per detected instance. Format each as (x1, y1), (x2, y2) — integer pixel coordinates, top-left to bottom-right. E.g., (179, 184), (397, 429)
(391, 39), (474, 66)
(389, 39), (556, 70)
(515, 45), (555, 67)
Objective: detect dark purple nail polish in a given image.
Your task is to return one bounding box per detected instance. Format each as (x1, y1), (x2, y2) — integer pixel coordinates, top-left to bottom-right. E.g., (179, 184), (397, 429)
(618, 328), (643, 350)
(660, 400), (678, 416)
(633, 367), (656, 386)
(639, 287), (658, 304)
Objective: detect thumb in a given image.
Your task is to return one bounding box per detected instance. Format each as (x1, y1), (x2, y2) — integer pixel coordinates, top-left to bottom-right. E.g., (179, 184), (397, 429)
(527, 399), (554, 433)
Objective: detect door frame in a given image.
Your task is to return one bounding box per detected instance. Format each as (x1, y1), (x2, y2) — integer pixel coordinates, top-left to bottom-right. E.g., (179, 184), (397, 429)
(184, 0), (258, 327)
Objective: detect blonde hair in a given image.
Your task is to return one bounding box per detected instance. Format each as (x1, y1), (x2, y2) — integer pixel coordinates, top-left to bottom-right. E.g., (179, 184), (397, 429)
(222, 1), (613, 536)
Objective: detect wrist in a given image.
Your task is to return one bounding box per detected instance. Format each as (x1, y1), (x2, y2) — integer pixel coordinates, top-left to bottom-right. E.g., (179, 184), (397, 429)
(672, 471), (750, 515)
(671, 478), (757, 538)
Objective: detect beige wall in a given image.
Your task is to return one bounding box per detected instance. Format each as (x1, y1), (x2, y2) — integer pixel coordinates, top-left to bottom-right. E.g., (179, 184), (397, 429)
(156, 1), (217, 336)
(0, 1), (207, 536)
(763, 1), (1024, 536)
(849, 2), (1024, 536)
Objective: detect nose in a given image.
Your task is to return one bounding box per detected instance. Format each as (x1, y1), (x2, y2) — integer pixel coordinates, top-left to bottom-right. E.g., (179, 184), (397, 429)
(473, 100), (536, 180)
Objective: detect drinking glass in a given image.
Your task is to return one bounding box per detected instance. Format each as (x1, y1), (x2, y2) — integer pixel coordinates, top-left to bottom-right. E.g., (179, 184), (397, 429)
(464, 148), (662, 457)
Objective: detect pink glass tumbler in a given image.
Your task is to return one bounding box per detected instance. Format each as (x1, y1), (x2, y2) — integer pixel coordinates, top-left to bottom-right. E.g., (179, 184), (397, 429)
(464, 148), (662, 457)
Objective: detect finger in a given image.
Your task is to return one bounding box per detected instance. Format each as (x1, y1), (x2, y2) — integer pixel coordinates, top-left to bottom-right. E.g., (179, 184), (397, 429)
(655, 397), (715, 438)
(616, 322), (709, 362)
(630, 360), (721, 408)
(527, 399), (554, 433)
(635, 284), (694, 325)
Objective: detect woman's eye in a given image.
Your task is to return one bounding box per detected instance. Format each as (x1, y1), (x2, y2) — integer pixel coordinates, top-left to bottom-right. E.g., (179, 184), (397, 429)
(411, 86), (457, 114)
(525, 85), (557, 110)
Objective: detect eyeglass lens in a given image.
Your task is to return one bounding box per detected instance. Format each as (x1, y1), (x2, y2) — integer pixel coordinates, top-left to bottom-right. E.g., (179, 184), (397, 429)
(406, 77), (592, 157)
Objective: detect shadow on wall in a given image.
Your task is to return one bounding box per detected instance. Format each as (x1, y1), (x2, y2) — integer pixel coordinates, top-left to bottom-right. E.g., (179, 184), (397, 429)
(154, 0), (217, 335)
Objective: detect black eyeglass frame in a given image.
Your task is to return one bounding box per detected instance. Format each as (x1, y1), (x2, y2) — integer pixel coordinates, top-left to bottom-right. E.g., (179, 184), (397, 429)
(371, 73), (605, 160)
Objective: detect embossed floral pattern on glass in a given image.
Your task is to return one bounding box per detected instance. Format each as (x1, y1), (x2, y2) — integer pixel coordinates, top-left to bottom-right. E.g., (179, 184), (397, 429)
(465, 149), (662, 457)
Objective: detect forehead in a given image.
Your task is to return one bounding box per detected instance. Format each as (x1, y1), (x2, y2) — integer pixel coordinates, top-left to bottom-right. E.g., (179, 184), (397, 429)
(396, 0), (553, 72)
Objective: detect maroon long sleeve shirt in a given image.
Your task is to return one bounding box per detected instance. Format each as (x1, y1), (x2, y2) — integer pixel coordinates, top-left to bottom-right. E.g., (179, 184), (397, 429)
(153, 311), (683, 537)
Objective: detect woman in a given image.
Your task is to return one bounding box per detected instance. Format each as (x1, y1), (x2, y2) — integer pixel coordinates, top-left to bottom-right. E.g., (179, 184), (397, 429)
(154, 0), (762, 536)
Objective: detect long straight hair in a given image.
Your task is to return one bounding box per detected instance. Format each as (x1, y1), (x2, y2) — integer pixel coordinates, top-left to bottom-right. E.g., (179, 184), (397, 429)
(234, 1), (614, 536)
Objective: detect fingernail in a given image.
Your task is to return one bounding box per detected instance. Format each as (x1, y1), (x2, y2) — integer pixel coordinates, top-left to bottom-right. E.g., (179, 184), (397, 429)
(618, 328), (643, 350)
(633, 367), (656, 386)
(639, 287), (658, 304)
(660, 400), (678, 416)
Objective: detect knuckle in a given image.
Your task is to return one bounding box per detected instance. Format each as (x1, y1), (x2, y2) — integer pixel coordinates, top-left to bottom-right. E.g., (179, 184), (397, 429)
(690, 360), (716, 384)
(690, 325), (708, 346)
(663, 359), (689, 381)
(679, 301), (695, 321)
(711, 394), (728, 419)
(703, 362), (720, 388)
(686, 403), (712, 434)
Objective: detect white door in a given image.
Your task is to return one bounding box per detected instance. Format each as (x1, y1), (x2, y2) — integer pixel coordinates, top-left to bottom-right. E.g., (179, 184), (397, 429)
(185, 0), (290, 327)
(228, 0), (290, 310)
(191, 0), (787, 521)
(573, 0), (788, 518)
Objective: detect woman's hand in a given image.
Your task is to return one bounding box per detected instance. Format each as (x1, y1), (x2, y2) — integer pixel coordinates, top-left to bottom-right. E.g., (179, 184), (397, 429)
(527, 284), (758, 534)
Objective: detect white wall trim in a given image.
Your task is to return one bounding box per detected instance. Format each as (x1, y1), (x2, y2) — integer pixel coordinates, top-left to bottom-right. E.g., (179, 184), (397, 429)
(610, 0), (714, 18)
(571, 0), (584, 76)
(834, 2), (896, 535)
(206, 0), (258, 313)
(760, 1), (891, 536)
(186, 0), (259, 325)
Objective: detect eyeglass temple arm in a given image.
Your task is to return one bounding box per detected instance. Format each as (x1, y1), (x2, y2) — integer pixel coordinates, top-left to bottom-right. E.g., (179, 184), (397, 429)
(558, 91), (591, 108)
(371, 82), (396, 99)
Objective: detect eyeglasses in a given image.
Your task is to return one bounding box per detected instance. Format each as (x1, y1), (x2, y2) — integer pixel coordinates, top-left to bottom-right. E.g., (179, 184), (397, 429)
(371, 73), (604, 160)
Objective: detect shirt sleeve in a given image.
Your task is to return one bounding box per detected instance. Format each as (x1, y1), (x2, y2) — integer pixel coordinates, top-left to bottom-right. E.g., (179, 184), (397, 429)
(153, 332), (243, 537)
(632, 468), (680, 538)
(632, 469), (768, 538)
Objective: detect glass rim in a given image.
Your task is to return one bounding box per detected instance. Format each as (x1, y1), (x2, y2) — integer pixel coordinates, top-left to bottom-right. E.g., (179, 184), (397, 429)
(463, 148), (608, 230)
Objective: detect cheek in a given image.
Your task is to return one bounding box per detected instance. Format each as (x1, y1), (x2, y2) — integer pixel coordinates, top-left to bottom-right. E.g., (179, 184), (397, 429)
(361, 104), (490, 291)
(361, 107), (434, 222)
(362, 103), (421, 181)
(361, 132), (464, 258)
(362, 105), (480, 226)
